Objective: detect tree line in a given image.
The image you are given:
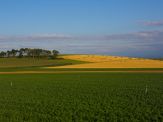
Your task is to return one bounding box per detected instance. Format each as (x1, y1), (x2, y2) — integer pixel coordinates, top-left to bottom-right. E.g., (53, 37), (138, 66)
(0, 48), (59, 59)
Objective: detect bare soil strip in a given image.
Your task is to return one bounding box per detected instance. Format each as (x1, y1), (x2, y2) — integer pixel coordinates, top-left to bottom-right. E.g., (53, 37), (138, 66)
(0, 70), (163, 74)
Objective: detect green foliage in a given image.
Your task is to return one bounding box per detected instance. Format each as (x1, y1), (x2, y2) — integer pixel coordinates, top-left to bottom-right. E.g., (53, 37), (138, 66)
(52, 50), (59, 59)
(0, 48), (60, 59)
(0, 73), (162, 121)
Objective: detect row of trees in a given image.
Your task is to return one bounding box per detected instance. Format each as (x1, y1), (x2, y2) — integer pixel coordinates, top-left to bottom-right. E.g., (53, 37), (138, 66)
(0, 48), (59, 59)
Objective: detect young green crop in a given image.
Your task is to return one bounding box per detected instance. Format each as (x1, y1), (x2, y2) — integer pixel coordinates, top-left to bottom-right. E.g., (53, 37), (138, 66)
(0, 73), (162, 121)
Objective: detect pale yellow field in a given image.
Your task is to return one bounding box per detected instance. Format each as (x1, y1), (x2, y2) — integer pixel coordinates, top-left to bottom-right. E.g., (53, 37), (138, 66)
(49, 55), (163, 68)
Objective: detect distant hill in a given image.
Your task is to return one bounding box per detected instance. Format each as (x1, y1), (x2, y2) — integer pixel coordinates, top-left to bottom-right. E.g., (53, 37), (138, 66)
(48, 55), (163, 68)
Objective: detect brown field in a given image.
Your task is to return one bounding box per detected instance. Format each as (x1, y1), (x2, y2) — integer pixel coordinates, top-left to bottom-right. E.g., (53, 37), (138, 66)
(48, 55), (163, 68)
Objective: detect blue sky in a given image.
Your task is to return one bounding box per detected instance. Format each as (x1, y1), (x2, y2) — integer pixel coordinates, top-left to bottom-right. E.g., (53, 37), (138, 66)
(0, 0), (163, 57)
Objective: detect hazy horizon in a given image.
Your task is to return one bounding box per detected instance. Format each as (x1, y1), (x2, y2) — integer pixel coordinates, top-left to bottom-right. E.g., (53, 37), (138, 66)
(0, 0), (163, 58)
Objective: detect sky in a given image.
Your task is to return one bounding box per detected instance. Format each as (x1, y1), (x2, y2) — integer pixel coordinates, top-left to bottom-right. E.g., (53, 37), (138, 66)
(0, 0), (163, 58)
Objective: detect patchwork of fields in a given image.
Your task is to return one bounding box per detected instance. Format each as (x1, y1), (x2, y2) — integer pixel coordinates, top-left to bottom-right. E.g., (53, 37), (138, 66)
(48, 55), (163, 68)
(0, 55), (163, 121)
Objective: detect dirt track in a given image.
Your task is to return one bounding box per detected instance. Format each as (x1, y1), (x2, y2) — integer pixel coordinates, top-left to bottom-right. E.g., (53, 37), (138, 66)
(0, 70), (163, 74)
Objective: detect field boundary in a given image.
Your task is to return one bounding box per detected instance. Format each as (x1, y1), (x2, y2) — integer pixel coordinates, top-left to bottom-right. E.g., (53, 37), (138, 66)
(0, 70), (163, 74)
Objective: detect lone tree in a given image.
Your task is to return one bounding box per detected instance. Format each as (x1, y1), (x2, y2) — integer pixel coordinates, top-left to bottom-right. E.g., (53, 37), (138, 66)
(52, 50), (59, 58)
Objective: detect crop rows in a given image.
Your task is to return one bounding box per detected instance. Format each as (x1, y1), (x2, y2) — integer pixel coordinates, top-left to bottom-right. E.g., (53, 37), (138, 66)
(0, 73), (162, 121)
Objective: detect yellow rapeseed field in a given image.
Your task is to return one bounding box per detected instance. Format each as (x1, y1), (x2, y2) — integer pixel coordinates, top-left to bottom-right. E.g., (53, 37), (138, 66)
(49, 55), (163, 68)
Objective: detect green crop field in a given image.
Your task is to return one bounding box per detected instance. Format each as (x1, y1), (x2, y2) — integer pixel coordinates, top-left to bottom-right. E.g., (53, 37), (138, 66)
(0, 73), (162, 121)
(0, 58), (86, 68)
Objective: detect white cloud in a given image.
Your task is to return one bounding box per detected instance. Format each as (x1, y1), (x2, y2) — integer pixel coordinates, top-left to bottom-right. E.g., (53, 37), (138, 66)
(0, 30), (163, 42)
(140, 20), (163, 27)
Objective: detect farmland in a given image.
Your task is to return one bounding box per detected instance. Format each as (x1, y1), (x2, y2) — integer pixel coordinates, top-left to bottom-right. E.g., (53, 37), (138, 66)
(49, 55), (163, 68)
(0, 55), (163, 121)
(0, 58), (86, 68)
(1, 0), (163, 121)
(0, 73), (163, 121)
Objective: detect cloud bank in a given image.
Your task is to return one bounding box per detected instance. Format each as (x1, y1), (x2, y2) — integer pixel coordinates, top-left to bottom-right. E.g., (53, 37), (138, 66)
(0, 34), (73, 41)
(0, 30), (163, 58)
(0, 30), (163, 42)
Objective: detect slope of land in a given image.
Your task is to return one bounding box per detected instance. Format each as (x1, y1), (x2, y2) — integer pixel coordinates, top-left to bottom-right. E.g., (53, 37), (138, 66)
(0, 58), (85, 68)
(48, 55), (163, 68)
